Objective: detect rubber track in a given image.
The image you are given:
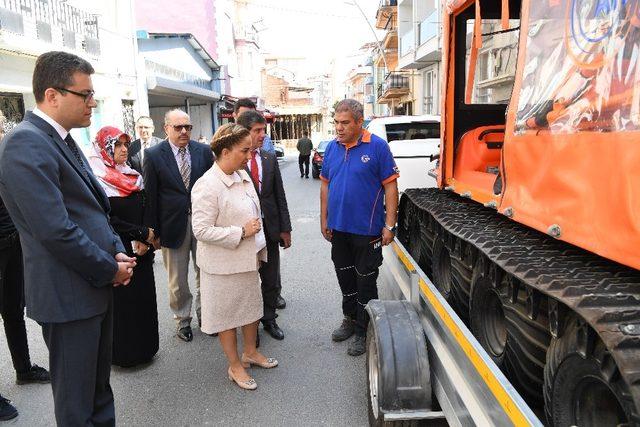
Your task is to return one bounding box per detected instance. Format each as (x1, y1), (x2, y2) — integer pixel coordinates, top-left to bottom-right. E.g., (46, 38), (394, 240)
(400, 188), (640, 413)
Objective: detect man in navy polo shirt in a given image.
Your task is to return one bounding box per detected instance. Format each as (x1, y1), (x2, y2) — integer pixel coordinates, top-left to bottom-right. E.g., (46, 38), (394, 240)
(320, 99), (399, 356)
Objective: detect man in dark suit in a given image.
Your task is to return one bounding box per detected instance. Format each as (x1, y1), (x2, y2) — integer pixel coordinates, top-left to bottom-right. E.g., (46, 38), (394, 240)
(128, 116), (162, 174)
(0, 51), (135, 425)
(143, 109), (214, 342)
(237, 110), (291, 341)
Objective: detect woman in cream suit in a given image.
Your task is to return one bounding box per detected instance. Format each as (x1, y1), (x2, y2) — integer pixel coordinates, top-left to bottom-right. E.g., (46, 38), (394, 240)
(191, 124), (278, 391)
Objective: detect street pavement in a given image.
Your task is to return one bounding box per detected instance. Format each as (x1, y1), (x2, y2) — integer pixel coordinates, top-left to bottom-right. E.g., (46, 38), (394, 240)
(0, 155), (369, 426)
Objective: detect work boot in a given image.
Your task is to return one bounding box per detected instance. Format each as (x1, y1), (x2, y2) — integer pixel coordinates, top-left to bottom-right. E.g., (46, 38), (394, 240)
(347, 335), (367, 356)
(0, 396), (18, 421)
(331, 316), (355, 342)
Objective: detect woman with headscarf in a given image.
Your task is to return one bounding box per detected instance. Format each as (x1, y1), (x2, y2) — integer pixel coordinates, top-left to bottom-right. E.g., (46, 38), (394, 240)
(89, 126), (159, 367)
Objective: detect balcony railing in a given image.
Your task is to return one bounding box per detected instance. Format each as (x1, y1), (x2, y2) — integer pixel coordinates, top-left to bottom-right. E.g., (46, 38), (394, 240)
(0, 0), (100, 55)
(419, 10), (438, 45)
(377, 72), (410, 101)
(364, 75), (374, 85)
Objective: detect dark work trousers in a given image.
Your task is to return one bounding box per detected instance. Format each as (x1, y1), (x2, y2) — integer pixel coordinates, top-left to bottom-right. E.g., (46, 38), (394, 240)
(331, 230), (383, 336)
(259, 237), (281, 323)
(298, 154), (310, 177)
(42, 298), (115, 427)
(0, 233), (31, 374)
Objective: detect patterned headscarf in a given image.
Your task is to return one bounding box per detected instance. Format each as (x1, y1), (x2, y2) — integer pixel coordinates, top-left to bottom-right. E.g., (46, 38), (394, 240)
(88, 126), (143, 197)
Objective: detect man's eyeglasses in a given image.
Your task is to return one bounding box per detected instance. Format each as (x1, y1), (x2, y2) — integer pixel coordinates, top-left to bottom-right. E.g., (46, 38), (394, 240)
(172, 124), (193, 132)
(54, 87), (95, 104)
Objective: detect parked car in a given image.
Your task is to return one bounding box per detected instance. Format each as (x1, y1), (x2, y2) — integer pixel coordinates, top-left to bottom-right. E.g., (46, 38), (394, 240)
(366, 115), (441, 192)
(311, 140), (331, 179)
(274, 143), (285, 158)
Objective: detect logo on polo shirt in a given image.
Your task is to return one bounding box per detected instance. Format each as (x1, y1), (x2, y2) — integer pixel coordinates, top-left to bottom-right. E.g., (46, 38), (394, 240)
(361, 154), (370, 163)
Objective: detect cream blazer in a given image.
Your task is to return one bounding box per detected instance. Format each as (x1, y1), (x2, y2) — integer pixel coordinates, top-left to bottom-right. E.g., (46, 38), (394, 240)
(191, 162), (267, 275)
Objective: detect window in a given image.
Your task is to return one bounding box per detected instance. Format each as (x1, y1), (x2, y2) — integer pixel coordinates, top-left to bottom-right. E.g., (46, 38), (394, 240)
(384, 122), (440, 142)
(465, 19), (519, 104)
(424, 69), (437, 114)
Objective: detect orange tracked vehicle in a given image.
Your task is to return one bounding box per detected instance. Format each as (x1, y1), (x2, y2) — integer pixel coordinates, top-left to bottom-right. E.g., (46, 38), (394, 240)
(368, 0), (640, 425)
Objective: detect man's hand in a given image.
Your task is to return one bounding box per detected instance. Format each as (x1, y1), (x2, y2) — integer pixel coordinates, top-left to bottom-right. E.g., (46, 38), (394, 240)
(381, 228), (394, 246)
(321, 220), (332, 242)
(113, 253), (136, 287)
(151, 237), (161, 250)
(279, 232), (292, 249)
(146, 228), (156, 244)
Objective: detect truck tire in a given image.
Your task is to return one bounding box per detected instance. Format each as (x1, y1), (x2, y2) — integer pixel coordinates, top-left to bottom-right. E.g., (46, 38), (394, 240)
(365, 300), (431, 427)
(544, 317), (636, 426)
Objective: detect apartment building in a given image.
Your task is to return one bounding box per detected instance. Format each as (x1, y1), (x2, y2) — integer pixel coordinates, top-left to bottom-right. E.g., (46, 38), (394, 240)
(0, 0), (143, 149)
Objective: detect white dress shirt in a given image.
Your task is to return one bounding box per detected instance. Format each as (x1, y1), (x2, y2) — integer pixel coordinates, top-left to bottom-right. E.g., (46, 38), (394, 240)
(32, 107), (68, 140)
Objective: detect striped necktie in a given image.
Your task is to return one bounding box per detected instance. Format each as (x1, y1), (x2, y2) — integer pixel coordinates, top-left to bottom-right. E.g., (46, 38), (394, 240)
(178, 147), (191, 189)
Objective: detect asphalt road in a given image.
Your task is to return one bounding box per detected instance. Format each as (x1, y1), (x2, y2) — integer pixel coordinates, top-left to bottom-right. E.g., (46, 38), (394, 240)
(0, 155), (369, 426)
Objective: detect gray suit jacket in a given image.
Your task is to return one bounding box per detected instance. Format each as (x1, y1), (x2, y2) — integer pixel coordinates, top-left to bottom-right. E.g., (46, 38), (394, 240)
(0, 111), (126, 323)
(129, 136), (162, 174)
(247, 149), (292, 242)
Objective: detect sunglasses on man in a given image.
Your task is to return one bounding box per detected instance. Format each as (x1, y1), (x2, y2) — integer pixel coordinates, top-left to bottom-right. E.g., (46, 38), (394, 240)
(54, 87), (95, 104)
(171, 124), (193, 132)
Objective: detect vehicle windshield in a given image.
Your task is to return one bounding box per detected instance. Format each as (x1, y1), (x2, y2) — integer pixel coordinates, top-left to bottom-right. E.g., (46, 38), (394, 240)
(385, 122), (440, 142)
(317, 140), (330, 150)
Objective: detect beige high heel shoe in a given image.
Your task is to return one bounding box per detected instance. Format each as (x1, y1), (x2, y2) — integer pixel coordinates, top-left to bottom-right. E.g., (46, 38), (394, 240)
(228, 367), (257, 390)
(241, 353), (278, 369)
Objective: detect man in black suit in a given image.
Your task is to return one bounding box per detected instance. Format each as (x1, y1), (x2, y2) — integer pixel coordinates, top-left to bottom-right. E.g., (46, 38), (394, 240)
(237, 110), (291, 341)
(143, 109), (214, 342)
(128, 116), (162, 174)
(0, 51), (135, 425)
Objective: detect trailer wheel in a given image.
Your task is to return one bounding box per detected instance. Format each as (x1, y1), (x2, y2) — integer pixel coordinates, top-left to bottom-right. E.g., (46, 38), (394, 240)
(470, 268), (507, 365)
(431, 239), (453, 303)
(544, 317), (635, 426)
(366, 300), (431, 427)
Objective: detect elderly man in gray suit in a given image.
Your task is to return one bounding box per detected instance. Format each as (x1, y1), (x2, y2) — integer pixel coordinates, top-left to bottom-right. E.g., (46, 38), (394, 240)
(0, 51), (135, 426)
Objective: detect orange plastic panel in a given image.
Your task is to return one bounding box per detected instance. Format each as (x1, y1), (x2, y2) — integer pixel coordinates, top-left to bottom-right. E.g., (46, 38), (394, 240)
(504, 0), (640, 269)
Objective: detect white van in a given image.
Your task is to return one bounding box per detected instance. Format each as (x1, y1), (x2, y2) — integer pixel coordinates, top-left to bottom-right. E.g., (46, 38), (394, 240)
(366, 115), (440, 192)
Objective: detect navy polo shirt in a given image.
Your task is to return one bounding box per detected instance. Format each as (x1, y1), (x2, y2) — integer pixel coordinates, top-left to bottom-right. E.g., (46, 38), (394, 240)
(320, 129), (399, 236)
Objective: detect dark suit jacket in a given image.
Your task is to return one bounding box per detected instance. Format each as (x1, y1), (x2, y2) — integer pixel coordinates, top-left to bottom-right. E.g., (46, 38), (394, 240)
(143, 139), (214, 248)
(128, 136), (162, 174)
(248, 149), (292, 242)
(0, 111), (126, 323)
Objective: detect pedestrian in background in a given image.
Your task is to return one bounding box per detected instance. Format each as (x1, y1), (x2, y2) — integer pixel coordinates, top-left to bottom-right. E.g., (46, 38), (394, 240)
(0, 50), (136, 425)
(237, 110), (291, 342)
(320, 99), (399, 356)
(296, 131), (313, 179)
(143, 109), (214, 342)
(0, 111), (51, 422)
(192, 124), (278, 391)
(89, 126), (159, 367)
(129, 116), (162, 174)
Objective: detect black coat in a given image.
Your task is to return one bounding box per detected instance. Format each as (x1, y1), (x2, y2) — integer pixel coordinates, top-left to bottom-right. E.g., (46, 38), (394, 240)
(143, 139), (214, 249)
(247, 149), (292, 242)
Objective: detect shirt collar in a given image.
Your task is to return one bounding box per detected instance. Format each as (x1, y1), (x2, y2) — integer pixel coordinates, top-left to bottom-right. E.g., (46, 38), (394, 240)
(213, 162), (251, 187)
(169, 140), (189, 155)
(32, 107), (69, 141)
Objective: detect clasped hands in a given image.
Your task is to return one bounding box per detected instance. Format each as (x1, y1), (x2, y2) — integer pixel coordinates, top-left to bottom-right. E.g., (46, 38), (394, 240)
(132, 228), (160, 256)
(113, 252), (136, 287)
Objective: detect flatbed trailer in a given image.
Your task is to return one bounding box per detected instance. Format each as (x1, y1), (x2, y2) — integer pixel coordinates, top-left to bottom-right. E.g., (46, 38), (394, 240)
(365, 239), (542, 426)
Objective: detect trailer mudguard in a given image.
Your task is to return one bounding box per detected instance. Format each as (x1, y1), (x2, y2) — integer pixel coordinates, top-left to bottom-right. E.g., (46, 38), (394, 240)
(366, 299), (432, 417)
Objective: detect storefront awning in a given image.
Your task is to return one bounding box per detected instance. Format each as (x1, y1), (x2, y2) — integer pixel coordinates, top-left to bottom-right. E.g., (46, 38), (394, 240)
(146, 75), (220, 102)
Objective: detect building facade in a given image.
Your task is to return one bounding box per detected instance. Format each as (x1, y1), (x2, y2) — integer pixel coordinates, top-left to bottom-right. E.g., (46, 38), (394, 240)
(0, 0), (143, 149)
